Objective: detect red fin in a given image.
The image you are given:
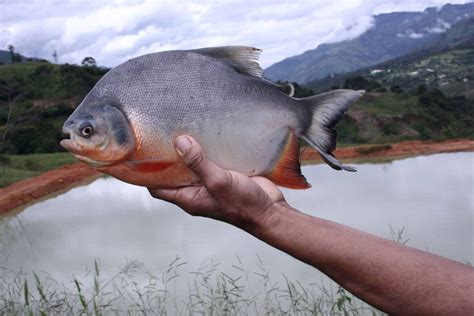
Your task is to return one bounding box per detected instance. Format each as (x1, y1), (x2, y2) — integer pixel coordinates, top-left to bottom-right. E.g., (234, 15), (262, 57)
(127, 160), (175, 173)
(266, 131), (311, 189)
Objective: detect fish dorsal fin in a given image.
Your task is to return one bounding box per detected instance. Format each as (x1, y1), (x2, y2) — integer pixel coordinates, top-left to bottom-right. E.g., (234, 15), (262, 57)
(192, 46), (263, 78)
(266, 130), (311, 189)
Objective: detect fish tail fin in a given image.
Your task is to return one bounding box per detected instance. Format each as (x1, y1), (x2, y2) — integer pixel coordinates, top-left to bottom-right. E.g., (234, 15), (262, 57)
(298, 89), (364, 172)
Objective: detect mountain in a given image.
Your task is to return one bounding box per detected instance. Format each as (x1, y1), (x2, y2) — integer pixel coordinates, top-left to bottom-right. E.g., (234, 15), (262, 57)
(0, 50), (17, 64)
(264, 3), (474, 84)
(0, 50), (44, 64)
(307, 17), (474, 98)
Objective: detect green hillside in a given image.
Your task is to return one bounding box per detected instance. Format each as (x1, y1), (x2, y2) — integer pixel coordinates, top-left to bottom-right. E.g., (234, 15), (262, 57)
(337, 90), (473, 144)
(291, 80), (474, 145)
(0, 62), (107, 154)
(308, 48), (474, 99)
(365, 49), (474, 99)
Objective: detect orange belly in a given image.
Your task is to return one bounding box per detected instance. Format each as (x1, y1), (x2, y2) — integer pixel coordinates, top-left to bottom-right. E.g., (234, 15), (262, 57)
(100, 160), (200, 188)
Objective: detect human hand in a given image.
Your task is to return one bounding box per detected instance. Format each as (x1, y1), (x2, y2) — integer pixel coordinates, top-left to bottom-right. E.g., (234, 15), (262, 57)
(148, 135), (287, 230)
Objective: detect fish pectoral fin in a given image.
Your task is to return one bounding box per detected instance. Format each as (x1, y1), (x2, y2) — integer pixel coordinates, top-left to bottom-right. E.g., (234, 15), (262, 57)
(265, 130), (311, 190)
(126, 159), (175, 173)
(191, 46), (263, 78)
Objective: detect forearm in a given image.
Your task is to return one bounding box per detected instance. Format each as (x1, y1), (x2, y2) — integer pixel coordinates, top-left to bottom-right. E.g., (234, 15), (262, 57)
(153, 136), (473, 314)
(248, 202), (474, 315)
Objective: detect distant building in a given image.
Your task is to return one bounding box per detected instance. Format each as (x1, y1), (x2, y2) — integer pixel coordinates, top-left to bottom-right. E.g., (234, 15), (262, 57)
(370, 69), (383, 75)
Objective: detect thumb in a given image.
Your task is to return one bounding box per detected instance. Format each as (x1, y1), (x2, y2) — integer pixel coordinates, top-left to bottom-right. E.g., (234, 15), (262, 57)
(175, 136), (222, 181)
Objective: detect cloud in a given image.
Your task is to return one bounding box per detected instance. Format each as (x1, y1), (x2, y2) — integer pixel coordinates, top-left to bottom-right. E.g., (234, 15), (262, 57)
(425, 18), (452, 33)
(0, 0), (470, 68)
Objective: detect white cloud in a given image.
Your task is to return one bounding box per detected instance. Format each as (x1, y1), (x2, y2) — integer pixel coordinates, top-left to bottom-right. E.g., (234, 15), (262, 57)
(0, 0), (470, 68)
(409, 31), (425, 38)
(425, 18), (452, 33)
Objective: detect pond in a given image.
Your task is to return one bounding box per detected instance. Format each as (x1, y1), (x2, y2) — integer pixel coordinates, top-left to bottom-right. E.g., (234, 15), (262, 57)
(0, 152), (473, 311)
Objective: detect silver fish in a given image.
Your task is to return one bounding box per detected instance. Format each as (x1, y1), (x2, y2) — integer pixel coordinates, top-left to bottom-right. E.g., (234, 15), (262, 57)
(60, 46), (363, 189)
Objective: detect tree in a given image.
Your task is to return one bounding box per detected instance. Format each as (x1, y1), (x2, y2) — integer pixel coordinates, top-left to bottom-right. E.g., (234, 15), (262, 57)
(344, 76), (381, 92)
(0, 78), (20, 176)
(81, 56), (97, 67)
(52, 50), (58, 63)
(7, 45), (14, 63)
(0, 79), (19, 150)
(416, 84), (428, 95)
(7, 45), (22, 63)
(390, 85), (404, 93)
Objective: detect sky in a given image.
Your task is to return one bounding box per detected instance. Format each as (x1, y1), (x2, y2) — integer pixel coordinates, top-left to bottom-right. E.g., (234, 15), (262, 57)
(0, 0), (471, 68)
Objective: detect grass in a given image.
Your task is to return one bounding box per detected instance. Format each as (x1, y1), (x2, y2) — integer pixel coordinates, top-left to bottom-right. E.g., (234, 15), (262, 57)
(0, 152), (76, 187)
(0, 257), (384, 315)
(0, 62), (55, 81)
(353, 93), (422, 116)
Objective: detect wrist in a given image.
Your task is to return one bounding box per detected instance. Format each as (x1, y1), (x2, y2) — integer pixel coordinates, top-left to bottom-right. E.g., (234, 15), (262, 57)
(245, 201), (300, 238)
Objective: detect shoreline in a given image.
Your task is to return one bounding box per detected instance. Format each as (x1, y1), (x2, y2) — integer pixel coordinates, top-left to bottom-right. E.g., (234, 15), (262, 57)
(1, 138), (473, 215)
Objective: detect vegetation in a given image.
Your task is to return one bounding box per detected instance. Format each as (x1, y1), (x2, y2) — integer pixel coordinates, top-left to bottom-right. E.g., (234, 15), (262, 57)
(309, 48), (474, 98)
(0, 153), (75, 187)
(0, 62), (107, 156)
(280, 77), (473, 145)
(0, 227), (412, 314)
(0, 257), (382, 315)
(366, 49), (474, 98)
(336, 87), (474, 144)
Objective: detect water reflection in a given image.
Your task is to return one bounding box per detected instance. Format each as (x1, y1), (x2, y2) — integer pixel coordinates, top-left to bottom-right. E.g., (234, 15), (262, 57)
(1, 153), (473, 282)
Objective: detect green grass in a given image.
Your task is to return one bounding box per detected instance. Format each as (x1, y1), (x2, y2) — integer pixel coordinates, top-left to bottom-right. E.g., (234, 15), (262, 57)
(353, 93), (422, 116)
(0, 258), (383, 315)
(0, 227), (413, 314)
(0, 152), (76, 187)
(0, 62), (56, 81)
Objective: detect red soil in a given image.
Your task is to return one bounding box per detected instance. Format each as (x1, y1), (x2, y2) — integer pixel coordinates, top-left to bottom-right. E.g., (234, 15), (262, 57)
(1, 139), (473, 215)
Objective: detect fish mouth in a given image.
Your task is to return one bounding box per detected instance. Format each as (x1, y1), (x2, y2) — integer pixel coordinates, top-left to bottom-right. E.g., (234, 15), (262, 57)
(60, 132), (113, 168)
(73, 154), (113, 168)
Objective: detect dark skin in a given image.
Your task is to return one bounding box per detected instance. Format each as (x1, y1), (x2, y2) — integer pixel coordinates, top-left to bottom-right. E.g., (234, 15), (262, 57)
(149, 136), (474, 315)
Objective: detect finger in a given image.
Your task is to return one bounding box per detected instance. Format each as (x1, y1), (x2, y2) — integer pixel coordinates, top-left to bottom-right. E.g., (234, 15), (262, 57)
(175, 136), (229, 190)
(148, 187), (179, 203)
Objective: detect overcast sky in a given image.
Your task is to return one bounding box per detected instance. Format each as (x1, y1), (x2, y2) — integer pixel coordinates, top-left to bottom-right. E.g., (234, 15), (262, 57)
(0, 0), (471, 68)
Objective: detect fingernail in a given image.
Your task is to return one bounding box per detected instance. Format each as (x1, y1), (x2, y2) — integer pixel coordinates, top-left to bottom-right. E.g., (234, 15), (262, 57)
(176, 136), (192, 155)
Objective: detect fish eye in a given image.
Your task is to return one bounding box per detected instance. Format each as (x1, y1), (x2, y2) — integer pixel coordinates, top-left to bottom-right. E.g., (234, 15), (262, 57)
(79, 123), (94, 138)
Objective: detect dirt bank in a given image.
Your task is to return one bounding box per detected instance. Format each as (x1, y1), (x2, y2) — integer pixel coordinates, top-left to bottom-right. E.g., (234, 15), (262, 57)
(301, 138), (474, 162)
(1, 139), (473, 215)
(0, 163), (101, 215)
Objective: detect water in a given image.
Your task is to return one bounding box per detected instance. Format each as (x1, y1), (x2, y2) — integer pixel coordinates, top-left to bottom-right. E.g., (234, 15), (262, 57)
(1, 152), (473, 284)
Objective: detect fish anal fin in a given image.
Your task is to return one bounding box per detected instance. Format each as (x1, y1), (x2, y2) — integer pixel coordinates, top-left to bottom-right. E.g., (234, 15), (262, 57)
(266, 131), (311, 190)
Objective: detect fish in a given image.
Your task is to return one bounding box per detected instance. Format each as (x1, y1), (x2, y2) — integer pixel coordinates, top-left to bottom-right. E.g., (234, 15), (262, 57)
(60, 46), (363, 189)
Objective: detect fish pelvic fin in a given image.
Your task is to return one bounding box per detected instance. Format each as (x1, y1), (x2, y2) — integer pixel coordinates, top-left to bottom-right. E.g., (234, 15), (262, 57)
(266, 130), (311, 190)
(298, 89), (364, 172)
